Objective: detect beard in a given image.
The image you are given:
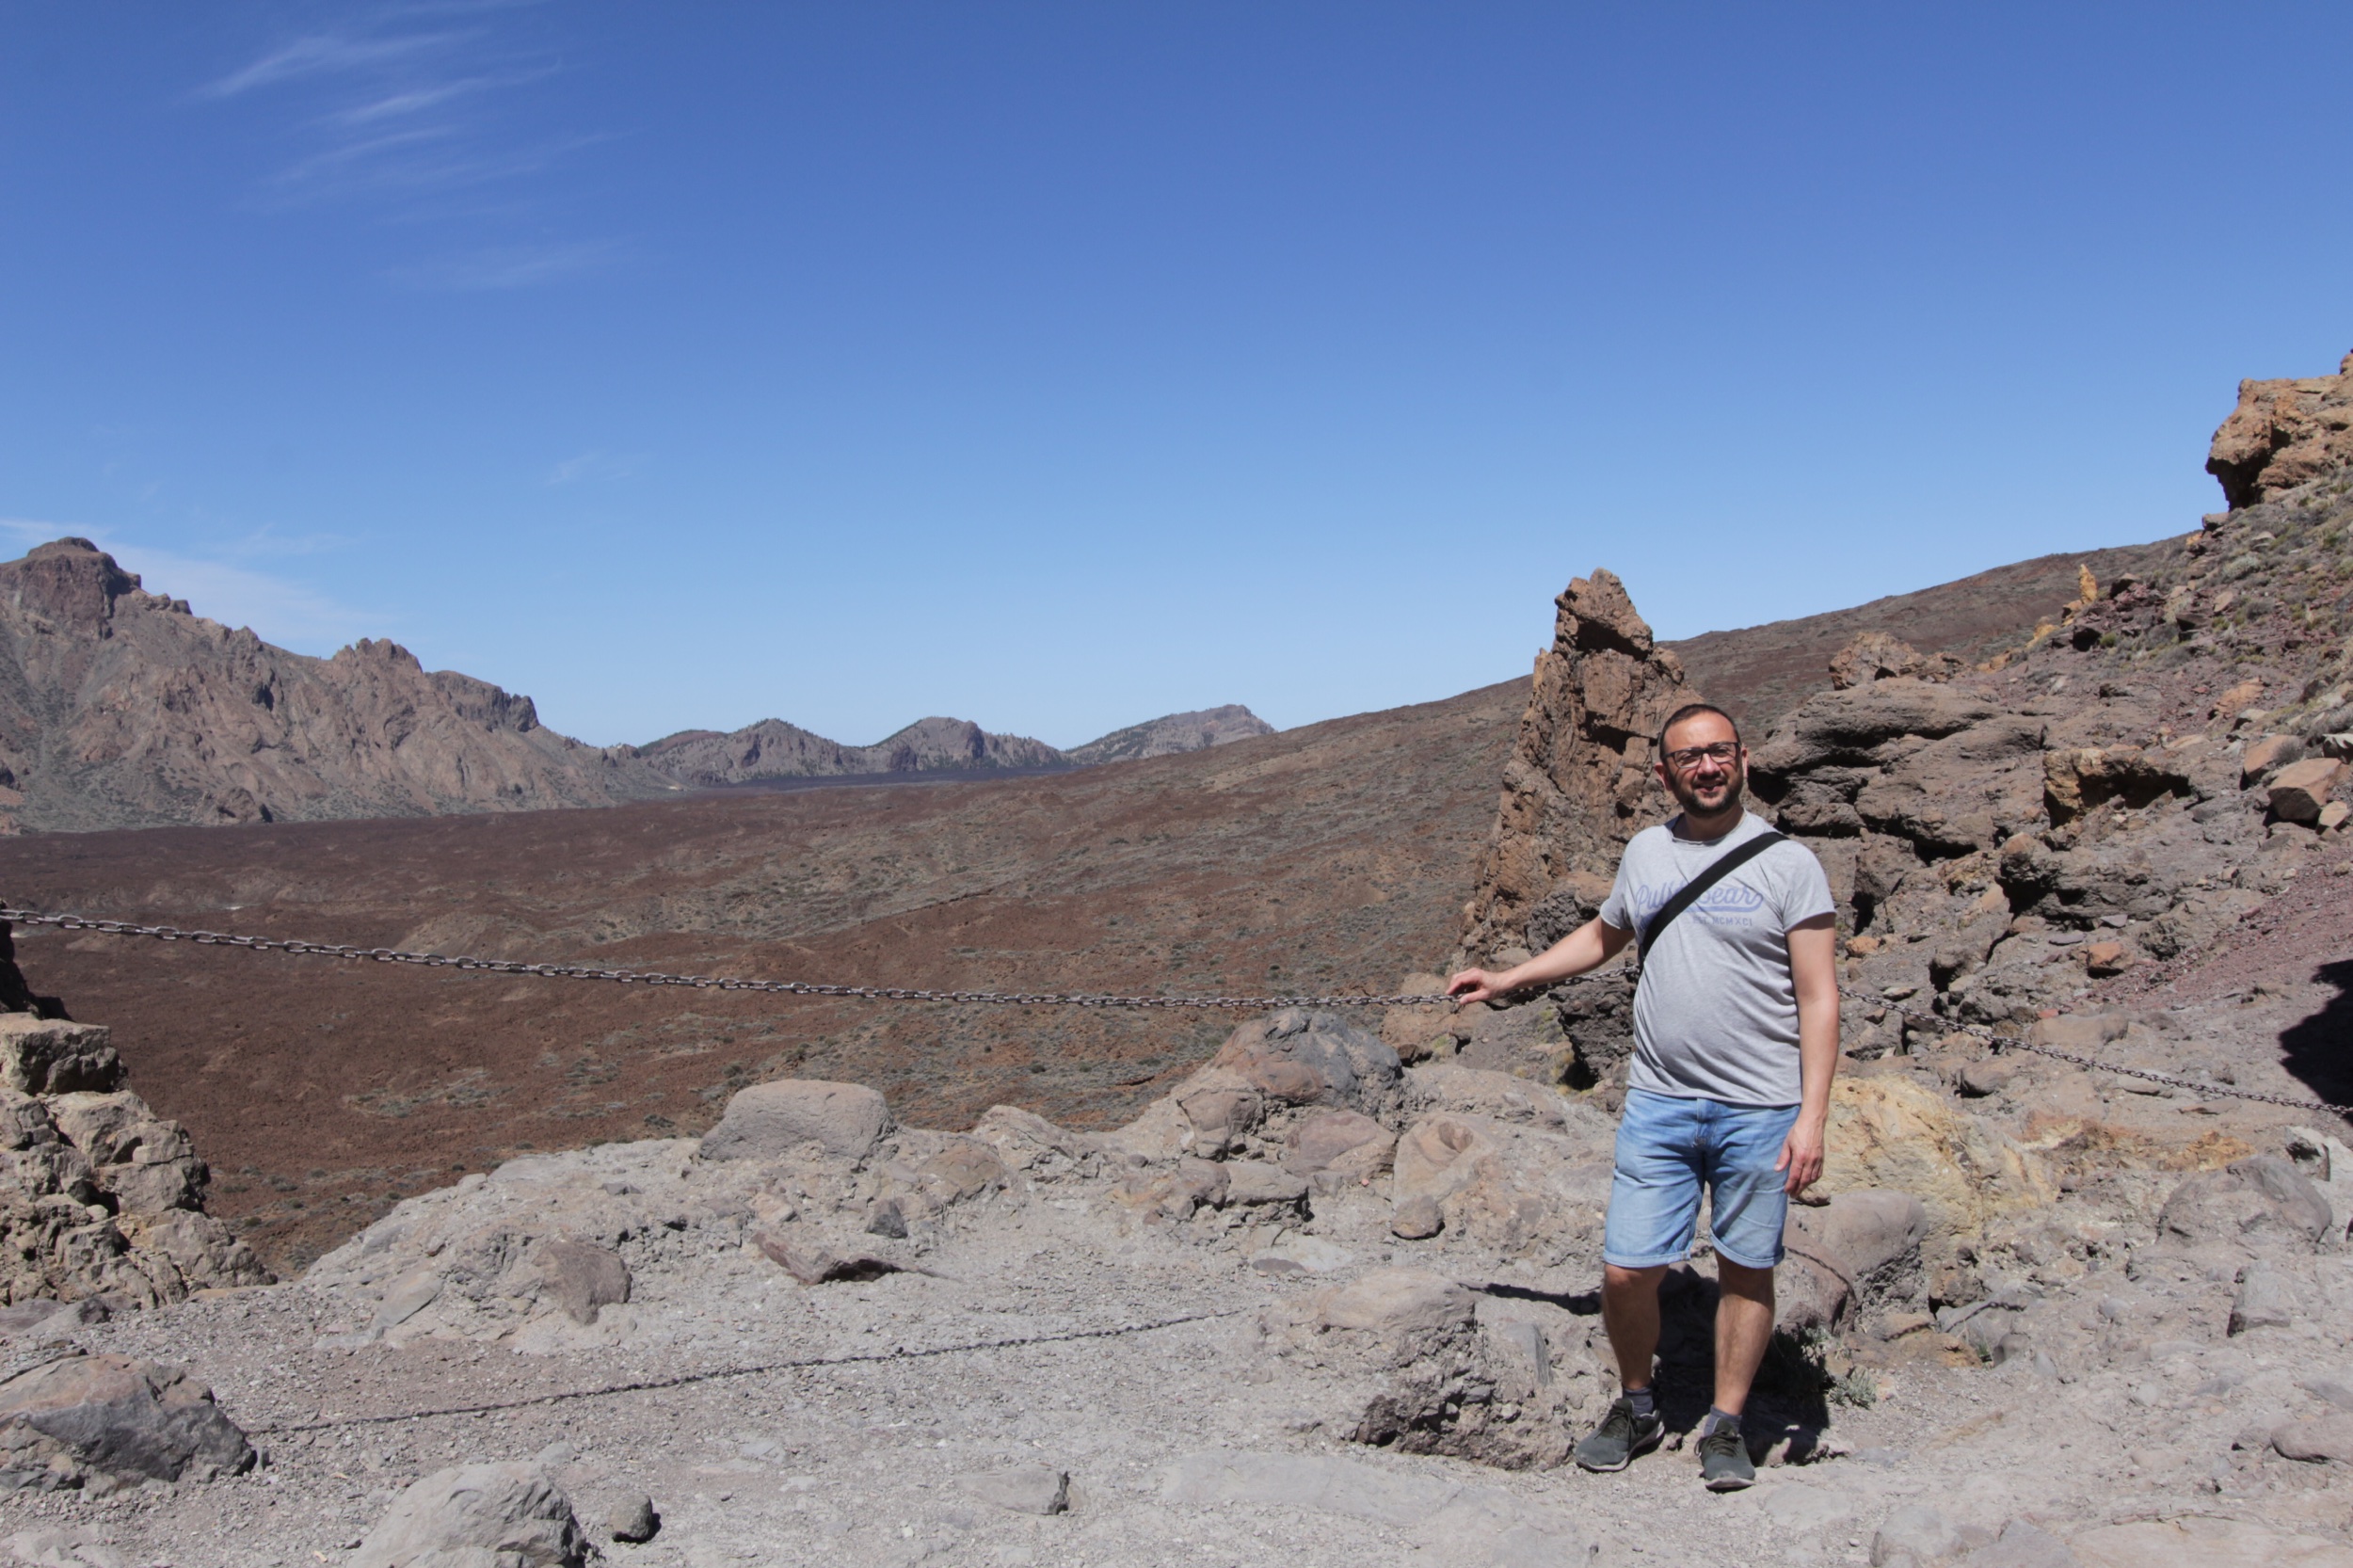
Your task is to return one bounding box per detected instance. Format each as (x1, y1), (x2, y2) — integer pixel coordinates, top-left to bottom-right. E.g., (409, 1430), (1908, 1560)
(1668, 763), (1746, 820)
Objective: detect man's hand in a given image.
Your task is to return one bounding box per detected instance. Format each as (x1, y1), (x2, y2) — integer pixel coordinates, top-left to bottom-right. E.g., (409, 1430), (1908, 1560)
(1775, 1113), (1826, 1196)
(1446, 968), (1513, 1007)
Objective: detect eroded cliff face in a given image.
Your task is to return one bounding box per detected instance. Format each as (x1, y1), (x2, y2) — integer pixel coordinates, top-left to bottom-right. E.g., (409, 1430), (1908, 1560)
(0, 537), (671, 833)
(1457, 569), (1690, 963)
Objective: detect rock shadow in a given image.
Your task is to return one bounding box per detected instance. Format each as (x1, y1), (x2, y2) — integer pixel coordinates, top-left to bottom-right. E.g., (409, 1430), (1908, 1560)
(2279, 958), (2353, 1109)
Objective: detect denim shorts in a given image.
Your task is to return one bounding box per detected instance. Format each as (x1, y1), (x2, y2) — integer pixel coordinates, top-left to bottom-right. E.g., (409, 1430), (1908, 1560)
(1602, 1088), (1800, 1272)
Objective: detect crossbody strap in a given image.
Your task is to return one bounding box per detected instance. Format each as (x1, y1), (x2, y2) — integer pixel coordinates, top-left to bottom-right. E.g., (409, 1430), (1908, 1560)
(1637, 831), (1787, 965)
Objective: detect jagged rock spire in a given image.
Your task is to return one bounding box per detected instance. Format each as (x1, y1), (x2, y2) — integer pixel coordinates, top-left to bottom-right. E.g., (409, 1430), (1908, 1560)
(1459, 569), (1690, 962)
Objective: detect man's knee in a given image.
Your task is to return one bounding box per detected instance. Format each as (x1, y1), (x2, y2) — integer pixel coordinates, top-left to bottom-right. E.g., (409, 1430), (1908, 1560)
(1603, 1263), (1668, 1296)
(1715, 1256), (1775, 1303)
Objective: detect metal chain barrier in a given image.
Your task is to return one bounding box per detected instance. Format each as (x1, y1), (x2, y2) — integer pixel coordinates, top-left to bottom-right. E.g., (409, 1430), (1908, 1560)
(5, 904), (2348, 1115)
(242, 1305), (1253, 1435)
(0, 907), (1445, 1012)
(1861, 993), (2353, 1117)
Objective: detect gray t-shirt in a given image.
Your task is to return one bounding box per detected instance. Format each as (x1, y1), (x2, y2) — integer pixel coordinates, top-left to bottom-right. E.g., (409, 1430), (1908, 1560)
(1597, 810), (1834, 1107)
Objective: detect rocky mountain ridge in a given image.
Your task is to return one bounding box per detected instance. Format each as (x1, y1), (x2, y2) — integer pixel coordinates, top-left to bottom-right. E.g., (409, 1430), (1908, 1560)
(626, 704), (1275, 790)
(0, 536), (1273, 833)
(0, 538), (675, 836)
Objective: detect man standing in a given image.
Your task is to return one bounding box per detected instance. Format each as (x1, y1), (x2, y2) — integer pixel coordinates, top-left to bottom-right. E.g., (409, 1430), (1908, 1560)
(1448, 702), (1839, 1491)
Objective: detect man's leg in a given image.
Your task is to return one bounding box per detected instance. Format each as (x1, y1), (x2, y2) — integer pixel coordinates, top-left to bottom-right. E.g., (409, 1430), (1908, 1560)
(1602, 1263), (1668, 1394)
(1691, 1099), (1800, 1492)
(1579, 1092), (1700, 1473)
(1710, 1256), (1775, 1416)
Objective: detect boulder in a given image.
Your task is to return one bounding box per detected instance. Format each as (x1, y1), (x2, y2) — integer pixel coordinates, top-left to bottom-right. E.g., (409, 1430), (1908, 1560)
(2027, 1014), (2128, 1053)
(1222, 1163), (1309, 1212)
(530, 1239), (630, 1326)
(1402, 1064), (1572, 1128)
(2268, 757), (2345, 823)
(1390, 1195), (1443, 1240)
(1313, 1268), (1477, 1351)
(607, 1491), (660, 1543)
(2158, 1156), (2335, 1249)
(1831, 631), (1928, 689)
(0, 1352), (252, 1489)
(2272, 1415), (2353, 1464)
(1285, 1110), (1395, 1181)
(0, 1020), (120, 1096)
(1199, 1010), (1402, 1119)
(353, 1462), (597, 1568)
(2228, 1259), (2294, 1334)
(698, 1080), (888, 1162)
(2240, 733), (2304, 787)
(1111, 1158), (1229, 1222)
(1386, 1111), (1612, 1261)
(1778, 1190), (1928, 1333)
(1378, 979), (1460, 1064)
(1460, 1001), (1574, 1085)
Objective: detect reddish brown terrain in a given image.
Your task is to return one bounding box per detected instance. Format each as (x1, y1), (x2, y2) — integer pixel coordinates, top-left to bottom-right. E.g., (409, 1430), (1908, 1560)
(0, 681), (1523, 1268)
(0, 497), (2291, 1274)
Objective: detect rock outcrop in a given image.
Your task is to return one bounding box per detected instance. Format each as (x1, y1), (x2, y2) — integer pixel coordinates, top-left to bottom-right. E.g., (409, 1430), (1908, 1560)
(0, 1016), (267, 1308)
(0, 1352), (252, 1491)
(0, 537), (672, 833)
(2206, 348), (2353, 509)
(1459, 569), (1690, 963)
(353, 1462), (598, 1568)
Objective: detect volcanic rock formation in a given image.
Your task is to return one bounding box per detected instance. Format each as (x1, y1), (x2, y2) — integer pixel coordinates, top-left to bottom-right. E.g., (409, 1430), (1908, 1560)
(2207, 347), (2353, 510)
(0, 538), (672, 834)
(1457, 568), (1691, 965)
(0, 1013), (266, 1309)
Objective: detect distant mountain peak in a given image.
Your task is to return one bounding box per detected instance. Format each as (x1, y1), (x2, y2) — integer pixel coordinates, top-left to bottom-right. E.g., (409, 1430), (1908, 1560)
(1066, 704), (1275, 766)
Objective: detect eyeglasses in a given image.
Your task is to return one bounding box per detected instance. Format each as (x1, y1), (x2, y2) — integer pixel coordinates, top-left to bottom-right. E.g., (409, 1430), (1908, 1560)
(1663, 741), (1740, 771)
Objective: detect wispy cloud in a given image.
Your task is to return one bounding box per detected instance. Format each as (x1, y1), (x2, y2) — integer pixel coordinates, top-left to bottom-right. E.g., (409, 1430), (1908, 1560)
(544, 450), (642, 485)
(199, 12), (615, 286)
(0, 520), (386, 654)
(200, 31), (469, 100)
(391, 239), (618, 292)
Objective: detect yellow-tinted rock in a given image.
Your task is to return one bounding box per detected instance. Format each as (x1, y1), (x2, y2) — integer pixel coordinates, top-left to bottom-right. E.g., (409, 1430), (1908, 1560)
(1815, 1075), (2053, 1239)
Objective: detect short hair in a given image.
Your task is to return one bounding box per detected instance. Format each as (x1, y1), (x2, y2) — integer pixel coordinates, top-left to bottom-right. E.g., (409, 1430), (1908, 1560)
(1657, 702), (1740, 755)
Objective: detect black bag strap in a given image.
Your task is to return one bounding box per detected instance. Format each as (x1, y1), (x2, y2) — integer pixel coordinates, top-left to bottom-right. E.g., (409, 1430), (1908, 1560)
(1638, 831), (1786, 965)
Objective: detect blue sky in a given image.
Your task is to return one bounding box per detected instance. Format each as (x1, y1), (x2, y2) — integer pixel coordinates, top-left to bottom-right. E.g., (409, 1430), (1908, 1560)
(3, 4), (2349, 749)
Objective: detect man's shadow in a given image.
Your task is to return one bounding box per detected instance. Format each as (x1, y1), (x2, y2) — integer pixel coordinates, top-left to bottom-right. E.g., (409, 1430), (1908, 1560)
(1656, 1265), (1833, 1459)
(2279, 959), (2353, 1110)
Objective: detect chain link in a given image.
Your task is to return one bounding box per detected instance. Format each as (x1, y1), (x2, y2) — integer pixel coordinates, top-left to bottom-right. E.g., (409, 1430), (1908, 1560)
(7, 904), (2347, 1117)
(0, 906), (1453, 1012)
(1859, 992), (2353, 1117)
(243, 1305), (1252, 1435)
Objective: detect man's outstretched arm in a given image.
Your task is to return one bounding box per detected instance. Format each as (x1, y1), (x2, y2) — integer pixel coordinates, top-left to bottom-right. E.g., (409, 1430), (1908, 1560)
(1448, 916), (1632, 1006)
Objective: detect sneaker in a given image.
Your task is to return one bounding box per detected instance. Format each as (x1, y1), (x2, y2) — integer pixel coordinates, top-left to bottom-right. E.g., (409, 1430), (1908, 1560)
(1573, 1397), (1665, 1473)
(1697, 1419), (1755, 1491)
